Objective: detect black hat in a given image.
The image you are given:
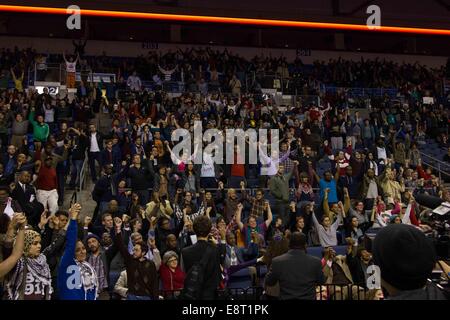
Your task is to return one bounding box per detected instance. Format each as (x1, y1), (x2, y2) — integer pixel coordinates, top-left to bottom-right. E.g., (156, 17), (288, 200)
(373, 224), (436, 291)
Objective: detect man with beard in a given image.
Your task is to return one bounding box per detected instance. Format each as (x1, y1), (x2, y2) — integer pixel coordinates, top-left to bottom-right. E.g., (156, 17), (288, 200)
(85, 232), (118, 300)
(113, 217), (158, 300)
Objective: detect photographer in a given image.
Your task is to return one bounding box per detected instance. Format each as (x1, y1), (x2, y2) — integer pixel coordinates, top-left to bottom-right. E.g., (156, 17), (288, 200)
(373, 224), (446, 300)
(180, 215), (226, 300)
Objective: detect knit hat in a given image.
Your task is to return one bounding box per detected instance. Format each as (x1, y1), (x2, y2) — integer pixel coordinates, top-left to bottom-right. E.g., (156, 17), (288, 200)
(24, 230), (40, 255)
(372, 224), (436, 290)
(86, 233), (101, 244)
(162, 250), (178, 265)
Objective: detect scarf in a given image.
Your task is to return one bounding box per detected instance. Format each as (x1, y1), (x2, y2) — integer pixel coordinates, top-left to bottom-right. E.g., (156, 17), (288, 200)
(76, 260), (98, 300)
(246, 224), (261, 246)
(7, 254), (52, 300)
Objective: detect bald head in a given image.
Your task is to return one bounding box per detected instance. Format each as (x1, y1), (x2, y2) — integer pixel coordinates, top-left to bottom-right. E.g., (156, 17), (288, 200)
(289, 232), (306, 250)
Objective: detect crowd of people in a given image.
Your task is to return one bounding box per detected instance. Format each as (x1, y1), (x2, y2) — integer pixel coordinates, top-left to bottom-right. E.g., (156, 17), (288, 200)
(0, 44), (449, 300)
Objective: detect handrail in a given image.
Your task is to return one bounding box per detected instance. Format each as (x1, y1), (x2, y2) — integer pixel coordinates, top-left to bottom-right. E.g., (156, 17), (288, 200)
(79, 152), (88, 191)
(420, 150), (450, 168)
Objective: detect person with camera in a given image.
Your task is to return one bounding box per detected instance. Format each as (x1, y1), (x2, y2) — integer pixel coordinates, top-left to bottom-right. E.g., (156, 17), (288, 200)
(373, 223), (446, 300)
(180, 215), (226, 300)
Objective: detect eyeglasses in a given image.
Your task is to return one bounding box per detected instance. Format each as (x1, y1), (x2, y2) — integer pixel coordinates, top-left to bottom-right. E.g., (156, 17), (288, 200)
(167, 258), (178, 263)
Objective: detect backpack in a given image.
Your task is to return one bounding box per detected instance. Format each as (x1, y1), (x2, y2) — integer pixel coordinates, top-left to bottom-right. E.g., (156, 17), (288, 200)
(181, 246), (212, 300)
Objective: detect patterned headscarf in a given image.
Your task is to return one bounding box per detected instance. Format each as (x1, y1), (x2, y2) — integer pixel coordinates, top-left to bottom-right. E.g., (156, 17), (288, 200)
(7, 230), (52, 300)
(24, 230), (40, 256)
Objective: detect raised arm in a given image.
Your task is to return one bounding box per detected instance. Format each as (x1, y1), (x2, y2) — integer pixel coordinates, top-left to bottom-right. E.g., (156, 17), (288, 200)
(113, 217), (132, 264)
(265, 201), (273, 228)
(235, 203), (244, 231)
(60, 203), (81, 268)
(323, 188), (332, 219)
(0, 213), (26, 277)
(343, 187), (350, 216)
(312, 169), (321, 184)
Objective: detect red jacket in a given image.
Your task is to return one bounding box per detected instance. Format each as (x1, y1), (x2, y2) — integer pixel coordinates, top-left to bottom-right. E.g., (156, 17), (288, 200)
(159, 264), (186, 291)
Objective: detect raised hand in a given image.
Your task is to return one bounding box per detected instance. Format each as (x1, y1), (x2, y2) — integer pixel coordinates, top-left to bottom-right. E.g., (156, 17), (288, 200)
(39, 210), (50, 228)
(69, 203), (82, 220)
(84, 216), (92, 227)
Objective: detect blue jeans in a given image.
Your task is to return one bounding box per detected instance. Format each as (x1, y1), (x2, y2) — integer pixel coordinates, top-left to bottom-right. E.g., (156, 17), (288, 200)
(127, 294), (152, 300)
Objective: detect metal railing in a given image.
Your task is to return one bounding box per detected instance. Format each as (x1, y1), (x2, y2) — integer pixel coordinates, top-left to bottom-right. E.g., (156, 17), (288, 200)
(160, 285), (369, 300)
(321, 86), (399, 98)
(419, 151), (450, 181)
(70, 152), (89, 206)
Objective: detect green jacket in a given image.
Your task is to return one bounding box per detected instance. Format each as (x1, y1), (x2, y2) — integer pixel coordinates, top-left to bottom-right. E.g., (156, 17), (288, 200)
(269, 171), (293, 202)
(28, 110), (49, 142)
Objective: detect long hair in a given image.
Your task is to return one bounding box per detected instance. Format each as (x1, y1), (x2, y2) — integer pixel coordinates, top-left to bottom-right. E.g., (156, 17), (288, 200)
(263, 236), (289, 268)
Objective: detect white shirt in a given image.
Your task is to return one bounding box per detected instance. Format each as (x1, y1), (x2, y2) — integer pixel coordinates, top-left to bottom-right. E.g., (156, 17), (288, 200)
(66, 61), (77, 73)
(366, 180), (378, 199)
(376, 147), (387, 162)
(90, 133), (100, 152)
(44, 108), (54, 123)
(127, 75), (142, 91)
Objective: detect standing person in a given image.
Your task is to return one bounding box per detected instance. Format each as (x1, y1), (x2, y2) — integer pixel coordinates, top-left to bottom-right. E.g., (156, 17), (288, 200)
(63, 51), (79, 89)
(113, 217), (158, 300)
(58, 203), (99, 300)
(85, 233), (116, 300)
(373, 224), (446, 300)
(235, 202), (273, 247)
(126, 71), (142, 92)
(35, 156), (59, 215)
(28, 107), (50, 144)
(68, 125), (88, 190)
(229, 75), (241, 97)
(10, 170), (44, 227)
(5, 228), (53, 300)
(126, 154), (152, 205)
(265, 232), (324, 300)
(88, 123), (104, 183)
(10, 113), (29, 150)
(269, 162), (297, 226)
(180, 215), (226, 300)
(310, 192), (345, 247)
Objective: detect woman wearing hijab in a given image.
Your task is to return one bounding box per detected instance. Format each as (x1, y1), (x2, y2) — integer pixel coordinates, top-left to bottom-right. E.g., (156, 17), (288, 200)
(5, 228), (52, 300)
(58, 203), (98, 300)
